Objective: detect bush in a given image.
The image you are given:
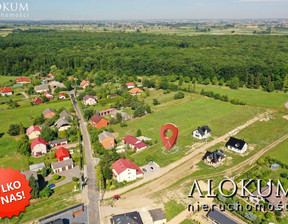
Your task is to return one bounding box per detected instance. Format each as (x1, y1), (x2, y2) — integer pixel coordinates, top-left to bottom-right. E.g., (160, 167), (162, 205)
(174, 92), (185, 99)
(120, 122), (128, 127)
(52, 174), (60, 180)
(72, 177), (79, 182)
(39, 187), (53, 198)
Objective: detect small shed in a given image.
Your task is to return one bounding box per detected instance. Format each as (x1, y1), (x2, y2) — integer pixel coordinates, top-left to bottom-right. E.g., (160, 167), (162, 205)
(148, 208), (167, 224)
(271, 163), (280, 170)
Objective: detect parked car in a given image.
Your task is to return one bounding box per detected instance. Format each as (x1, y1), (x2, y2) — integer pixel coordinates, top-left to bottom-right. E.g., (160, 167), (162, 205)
(48, 184), (55, 189)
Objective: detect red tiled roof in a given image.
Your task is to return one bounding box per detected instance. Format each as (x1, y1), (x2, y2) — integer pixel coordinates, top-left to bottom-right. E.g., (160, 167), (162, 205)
(122, 135), (139, 145)
(126, 83), (134, 86)
(33, 97), (43, 104)
(26, 125), (41, 135)
(128, 88), (143, 94)
(0, 86), (13, 93)
(90, 114), (105, 123)
(30, 138), (47, 149)
(80, 80), (90, 86)
(43, 92), (53, 99)
(55, 147), (70, 159)
(16, 77), (31, 83)
(48, 73), (54, 77)
(112, 158), (143, 175)
(58, 94), (66, 98)
(135, 141), (147, 149)
(99, 108), (116, 114)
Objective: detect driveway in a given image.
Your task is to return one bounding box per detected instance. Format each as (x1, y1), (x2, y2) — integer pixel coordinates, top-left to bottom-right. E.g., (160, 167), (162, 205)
(46, 166), (81, 188)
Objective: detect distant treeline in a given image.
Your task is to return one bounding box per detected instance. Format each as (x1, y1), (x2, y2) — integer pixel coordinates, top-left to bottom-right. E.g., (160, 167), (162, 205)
(0, 30), (288, 91)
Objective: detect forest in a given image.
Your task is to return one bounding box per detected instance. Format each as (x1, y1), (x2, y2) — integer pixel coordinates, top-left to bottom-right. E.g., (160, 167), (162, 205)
(0, 30), (288, 91)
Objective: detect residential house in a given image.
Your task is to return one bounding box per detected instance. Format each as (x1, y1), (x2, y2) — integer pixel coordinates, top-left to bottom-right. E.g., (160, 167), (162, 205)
(83, 95), (97, 106)
(148, 208), (167, 224)
(122, 135), (147, 151)
(128, 87), (143, 96)
(26, 125), (41, 140)
(43, 92), (53, 99)
(42, 108), (56, 119)
(55, 118), (71, 131)
(51, 159), (74, 173)
(33, 97), (43, 104)
(111, 110), (132, 121)
(58, 94), (67, 99)
(0, 86), (13, 96)
(55, 147), (70, 161)
(49, 81), (65, 89)
(80, 80), (90, 89)
(98, 131), (115, 149)
(126, 82), (135, 89)
(90, 114), (108, 129)
(30, 138), (47, 157)
(111, 211), (143, 224)
(29, 162), (45, 172)
(48, 73), (55, 78)
(112, 158), (144, 182)
(203, 150), (226, 166)
(250, 184), (288, 211)
(226, 137), (247, 154)
(16, 77), (31, 84)
(99, 108), (116, 116)
(192, 126), (211, 140)
(206, 209), (240, 224)
(35, 84), (49, 93)
(59, 110), (73, 120)
(50, 138), (68, 148)
(20, 171), (38, 185)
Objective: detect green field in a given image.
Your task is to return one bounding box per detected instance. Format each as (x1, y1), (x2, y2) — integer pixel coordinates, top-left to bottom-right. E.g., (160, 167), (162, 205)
(264, 138), (288, 164)
(0, 100), (72, 133)
(112, 97), (261, 167)
(194, 85), (288, 108)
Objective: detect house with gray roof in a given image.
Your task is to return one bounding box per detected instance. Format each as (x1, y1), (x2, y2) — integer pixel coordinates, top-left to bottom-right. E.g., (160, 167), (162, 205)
(59, 110), (73, 120)
(55, 118), (71, 131)
(29, 162), (46, 171)
(111, 211), (143, 224)
(148, 208), (167, 224)
(35, 84), (49, 93)
(51, 159), (74, 174)
(193, 125), (211, 139)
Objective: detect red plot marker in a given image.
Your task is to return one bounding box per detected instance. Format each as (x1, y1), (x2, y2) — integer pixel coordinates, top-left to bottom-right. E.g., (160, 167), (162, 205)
(160, 123), (179, 150)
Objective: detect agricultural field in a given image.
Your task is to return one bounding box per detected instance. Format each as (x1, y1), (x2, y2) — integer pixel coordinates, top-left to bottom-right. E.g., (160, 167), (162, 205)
(112, 96), (262, 167)
(264, 138), (288, 164)
(194, 85), (288, 108)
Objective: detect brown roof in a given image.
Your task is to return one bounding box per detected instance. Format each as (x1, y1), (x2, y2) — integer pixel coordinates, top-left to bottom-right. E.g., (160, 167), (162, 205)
(43, 108), (56, 116)
(128, 87), (143, 95)
(90, 114), (105, 123)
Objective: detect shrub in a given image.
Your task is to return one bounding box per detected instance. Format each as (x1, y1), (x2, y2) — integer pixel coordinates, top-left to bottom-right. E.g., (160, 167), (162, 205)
(72, 177), (79, 182)
(52, 174), (60, 180)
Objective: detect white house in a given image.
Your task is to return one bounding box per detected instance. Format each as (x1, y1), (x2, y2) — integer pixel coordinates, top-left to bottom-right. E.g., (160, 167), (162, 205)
(126, 82), (135, 89)
(54, 118), (71, 131)
(30, 138), (47, 157)
(192, 126), (211, 139)
(225, 137), (247, 154)
(51, 159), (74, 173)
(83, 95), (97, 106)
(112, 158), (143, 182)
(0, 86), (13, 96)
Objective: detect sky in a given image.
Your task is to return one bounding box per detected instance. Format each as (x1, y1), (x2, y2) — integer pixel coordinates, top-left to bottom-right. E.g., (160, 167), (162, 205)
(1, 0), (288, 20)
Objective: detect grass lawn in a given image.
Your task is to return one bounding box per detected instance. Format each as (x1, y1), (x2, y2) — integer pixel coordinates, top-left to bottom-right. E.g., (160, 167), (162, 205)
(180, 219), (193, 224)
(164, 200), (186, 221)
(194, 85), (288, 108)
(3, 183), (81, 224)
(0, 136), (29, 170)
(0, 100), (73, 133)
(112, 97), (260, 167)
(48, 175), (67, 185)
(264, 138), (288, 164)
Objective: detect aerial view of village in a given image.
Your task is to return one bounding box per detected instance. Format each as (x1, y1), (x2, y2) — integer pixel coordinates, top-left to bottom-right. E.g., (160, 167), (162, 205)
(0, 1), (288, 224)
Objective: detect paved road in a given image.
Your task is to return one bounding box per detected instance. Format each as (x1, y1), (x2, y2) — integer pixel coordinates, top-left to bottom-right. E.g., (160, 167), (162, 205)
(70, 92), (101, 224)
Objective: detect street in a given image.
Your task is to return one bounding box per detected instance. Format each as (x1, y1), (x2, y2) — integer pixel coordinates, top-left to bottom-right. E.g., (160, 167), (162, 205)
(70, 92), (101, 224)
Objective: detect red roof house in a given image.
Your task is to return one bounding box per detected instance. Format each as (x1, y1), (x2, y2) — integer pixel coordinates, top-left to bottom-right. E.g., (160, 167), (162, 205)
(43, 92), (53, 99)
(15, 77), (31, 84)
(0, 86), (13, 96)
(48, 73), (54, 77)
(58, 94), (66, 99)
(30, 138), (47, 157)
(112, 158), (143, 182)
(90, 114), (108, 129)
(55, 147), (70, 161)
(80, 80), (90, 88)
(26, 125), (41, 139)
(126, 83), (135, 89)
(33, 97), (43, 104)
(122, 135), (147, 151)
(99, 108), (116, 116)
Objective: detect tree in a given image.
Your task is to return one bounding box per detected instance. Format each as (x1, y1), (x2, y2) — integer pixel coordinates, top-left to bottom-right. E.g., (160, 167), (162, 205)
(145, 105), (151, 114)
(153, 99), (160, 105)
(40, 125), (57, 142)
(84, 109), (94, 120)
(102, 165), (112, 180)
(174, 92), (185, 99)
(33, 114), (45, 125)
(116, 112), (122, 123)
(230, 77), (240, 89)
(134, 105), (146, 118)
(136, 129), (142, 137)
(29, 175), (39, 199)
(39, 187), (53, 198)
(96, 165), (104, 189)
(16, 135), (30, 156)
(19, 122), (25, 134)
(42, 167), (49, 177)
(202, 78), (210, 85)
(8, 124), (20, 136)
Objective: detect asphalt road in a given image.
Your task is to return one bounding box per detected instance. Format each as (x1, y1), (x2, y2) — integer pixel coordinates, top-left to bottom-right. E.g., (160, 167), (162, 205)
(70, 92), (101, 224)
